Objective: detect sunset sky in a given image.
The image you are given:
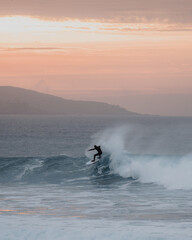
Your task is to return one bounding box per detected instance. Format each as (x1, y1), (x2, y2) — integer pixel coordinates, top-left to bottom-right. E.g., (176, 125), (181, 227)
(0, 0), (192, 115)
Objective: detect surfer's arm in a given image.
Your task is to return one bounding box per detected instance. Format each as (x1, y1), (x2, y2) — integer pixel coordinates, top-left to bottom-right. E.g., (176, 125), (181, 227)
(88, 148), (95, 151)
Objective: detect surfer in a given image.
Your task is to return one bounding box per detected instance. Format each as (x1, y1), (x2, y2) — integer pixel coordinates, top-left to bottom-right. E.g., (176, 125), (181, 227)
(88, 145), (102, 162)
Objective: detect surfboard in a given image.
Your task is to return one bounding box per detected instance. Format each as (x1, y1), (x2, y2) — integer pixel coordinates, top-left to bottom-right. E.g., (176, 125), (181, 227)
(86, 159), (100, 166)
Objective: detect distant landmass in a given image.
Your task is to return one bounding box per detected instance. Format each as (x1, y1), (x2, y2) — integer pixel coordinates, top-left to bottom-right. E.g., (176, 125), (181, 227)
(0, 86), (139, 115)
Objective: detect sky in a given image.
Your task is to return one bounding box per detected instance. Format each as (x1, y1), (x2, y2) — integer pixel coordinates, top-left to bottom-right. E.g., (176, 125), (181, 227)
(0, 0), (192, 115)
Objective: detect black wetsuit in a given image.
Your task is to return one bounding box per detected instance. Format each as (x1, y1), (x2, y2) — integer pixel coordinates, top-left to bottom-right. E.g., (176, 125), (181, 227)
(88, 145), (102, 161)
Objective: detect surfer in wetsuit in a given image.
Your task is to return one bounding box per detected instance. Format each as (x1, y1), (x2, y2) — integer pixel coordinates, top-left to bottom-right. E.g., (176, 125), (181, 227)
(88, 145), (102, 162)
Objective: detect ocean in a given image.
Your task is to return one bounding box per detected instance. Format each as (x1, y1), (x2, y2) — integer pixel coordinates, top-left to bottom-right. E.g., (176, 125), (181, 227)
(0, 115), (192, 240)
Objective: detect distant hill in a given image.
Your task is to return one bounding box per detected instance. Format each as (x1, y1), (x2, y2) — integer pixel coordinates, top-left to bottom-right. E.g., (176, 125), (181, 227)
(0, 86), (139, 115)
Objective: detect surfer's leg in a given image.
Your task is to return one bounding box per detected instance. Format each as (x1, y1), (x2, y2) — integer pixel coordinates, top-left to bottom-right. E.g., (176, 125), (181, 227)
(94, 153), (99, 161)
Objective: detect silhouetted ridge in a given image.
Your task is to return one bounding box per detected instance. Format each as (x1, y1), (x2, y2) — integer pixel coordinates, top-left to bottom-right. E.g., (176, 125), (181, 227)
(0, 86), (139, 115)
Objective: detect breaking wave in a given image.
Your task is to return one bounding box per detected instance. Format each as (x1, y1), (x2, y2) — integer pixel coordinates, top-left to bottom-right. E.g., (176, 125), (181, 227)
(86, 126), (192, 190)
(1, 151), (192, 190)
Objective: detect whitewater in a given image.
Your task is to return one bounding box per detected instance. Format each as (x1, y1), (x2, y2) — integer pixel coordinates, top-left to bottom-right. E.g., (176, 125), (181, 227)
(0, 115), (192, 239)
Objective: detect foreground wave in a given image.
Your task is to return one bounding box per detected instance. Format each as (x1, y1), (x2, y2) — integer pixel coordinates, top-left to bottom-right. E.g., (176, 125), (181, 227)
(0, 153), (192, 189)
(0, 155), (87, 184)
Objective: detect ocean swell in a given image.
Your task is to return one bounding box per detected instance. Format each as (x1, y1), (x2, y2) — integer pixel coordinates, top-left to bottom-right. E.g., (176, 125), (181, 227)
(0, 155), (86, 184)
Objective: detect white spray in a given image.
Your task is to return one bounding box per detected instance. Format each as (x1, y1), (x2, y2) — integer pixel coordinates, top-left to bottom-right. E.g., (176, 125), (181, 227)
(87, 126), (192, 190)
